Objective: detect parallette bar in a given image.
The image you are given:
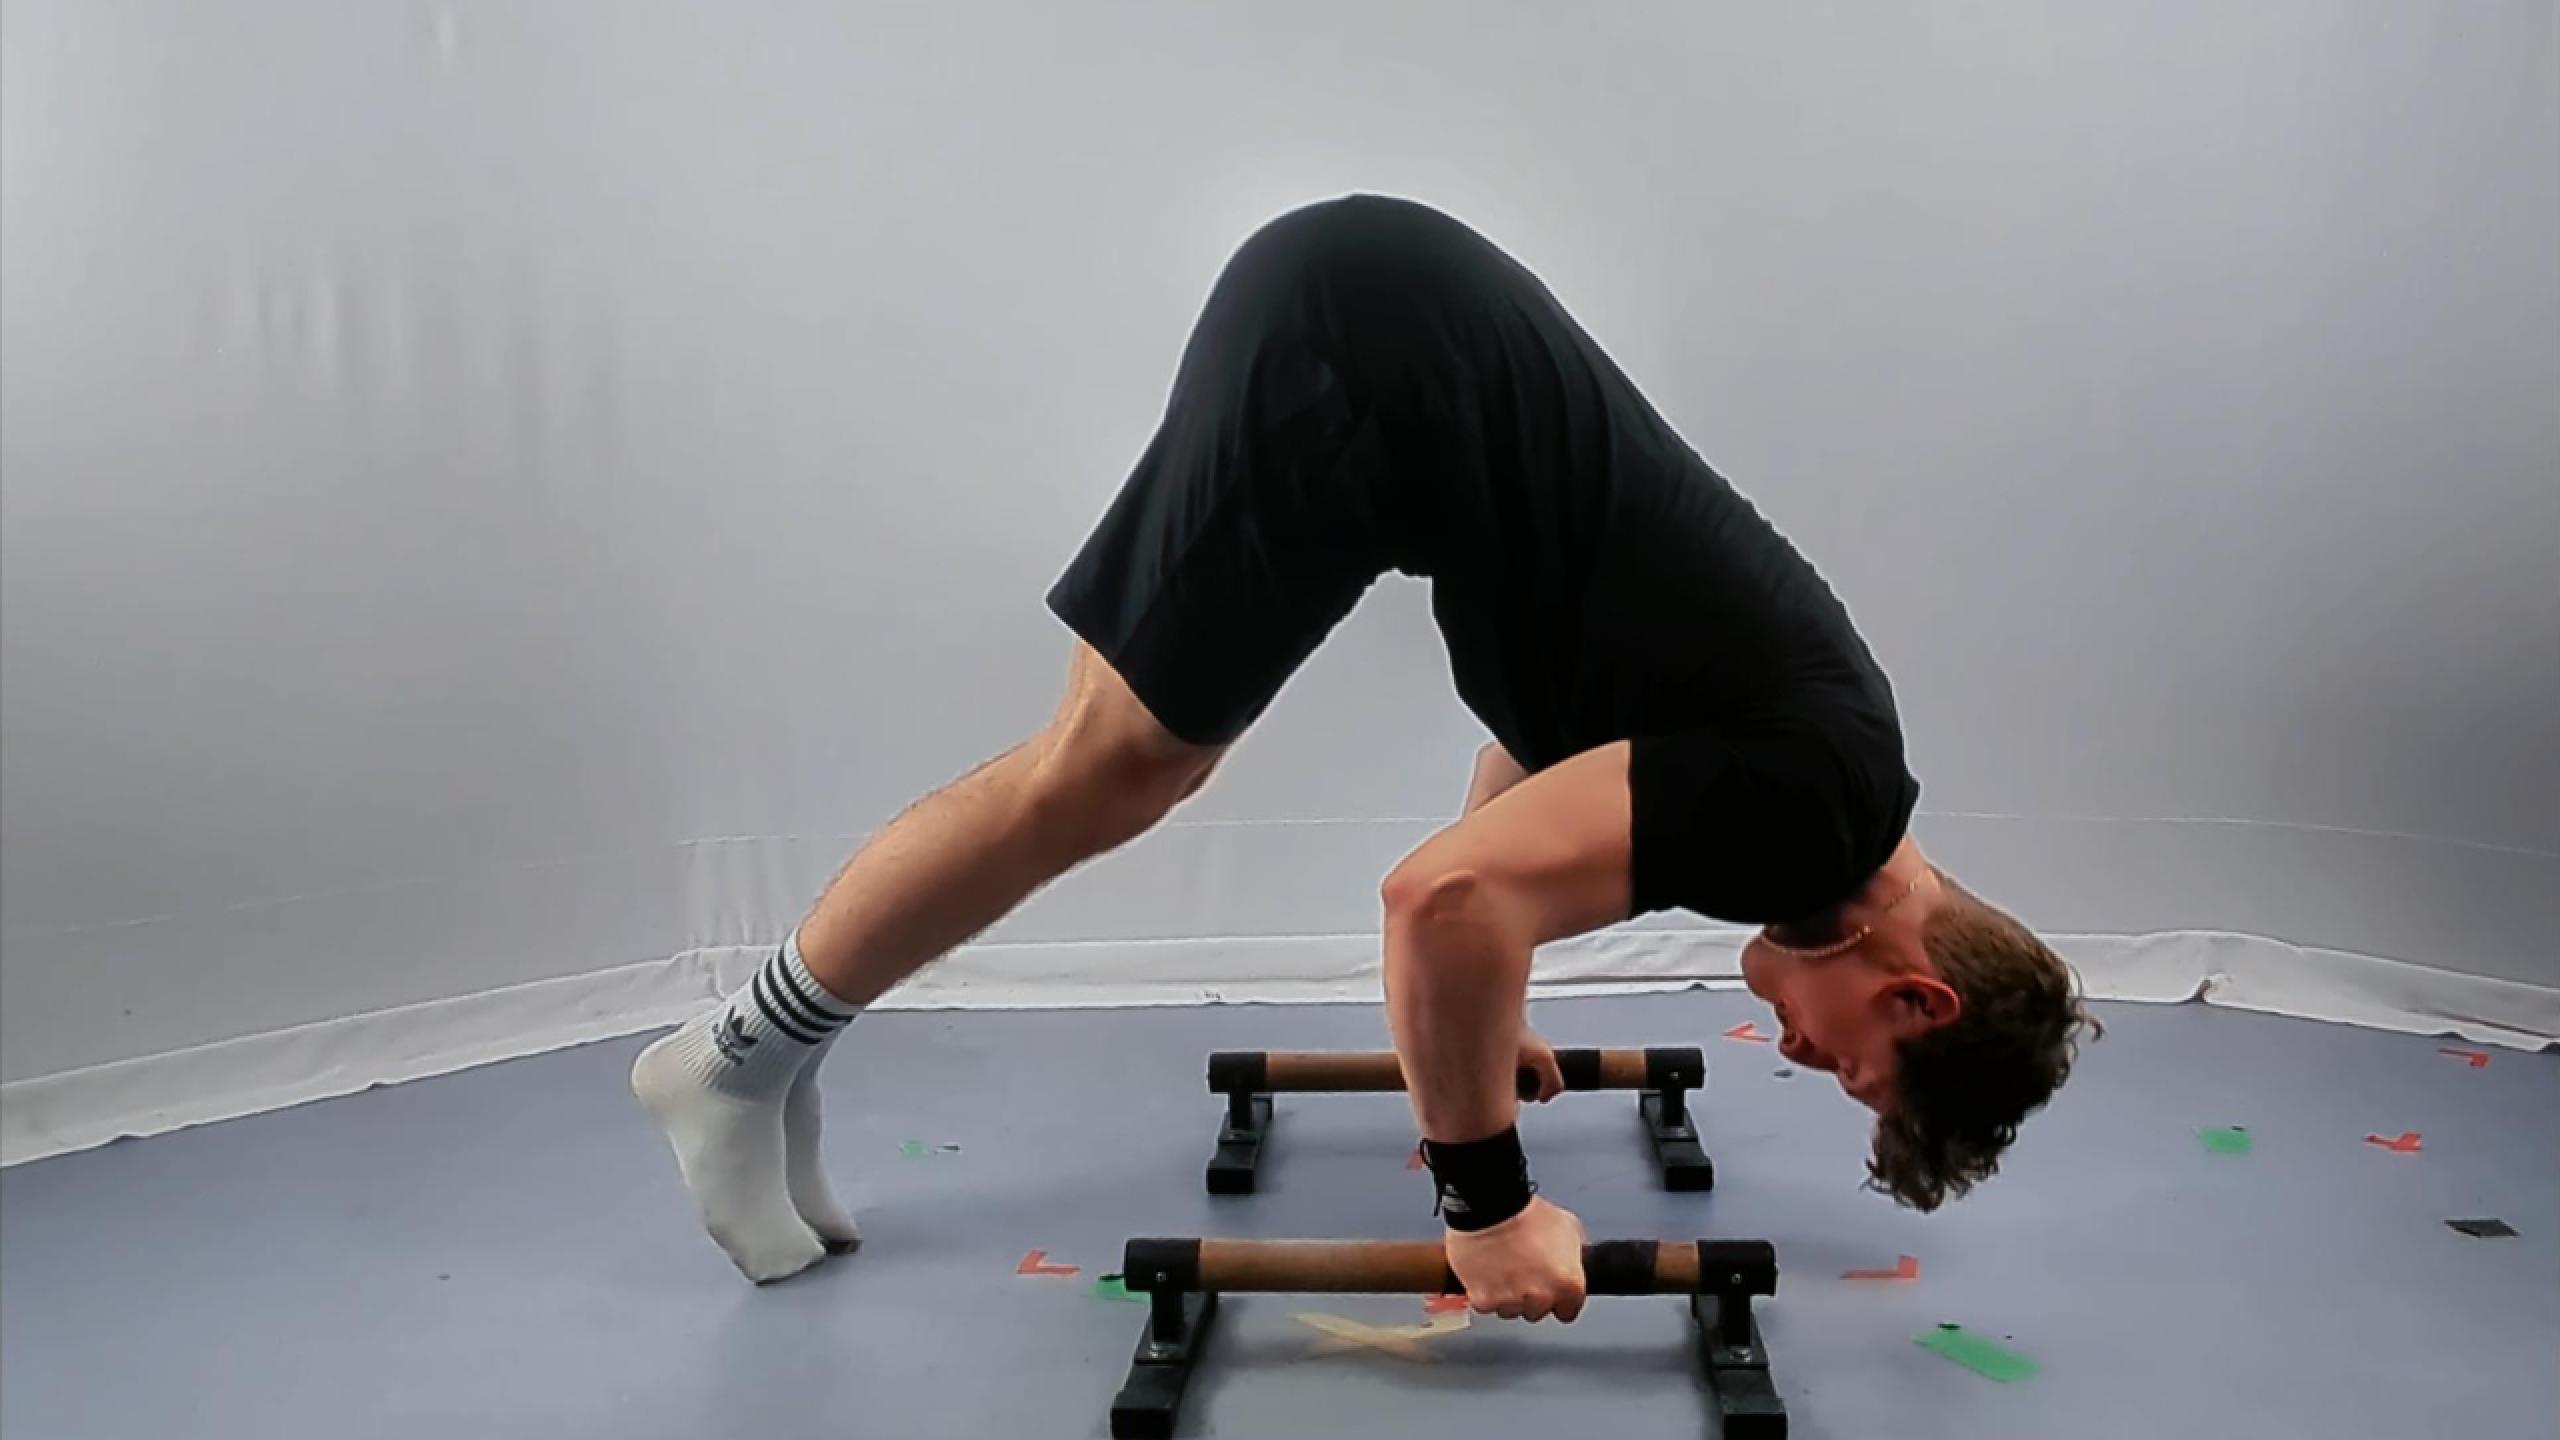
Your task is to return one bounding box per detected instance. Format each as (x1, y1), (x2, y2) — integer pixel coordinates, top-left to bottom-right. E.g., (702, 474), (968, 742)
(1122, 1237), (1777, 1299)
(1208, 1047), (1703, 1098)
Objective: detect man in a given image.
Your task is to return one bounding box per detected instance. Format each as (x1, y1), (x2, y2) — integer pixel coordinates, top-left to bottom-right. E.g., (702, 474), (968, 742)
(634, 196), (2097, 1317)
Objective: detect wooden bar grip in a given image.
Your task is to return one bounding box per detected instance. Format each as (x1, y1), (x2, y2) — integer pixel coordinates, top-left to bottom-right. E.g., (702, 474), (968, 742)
(1210, 1047), (1702, 1097)
(1120, 1238), (1770, 1297)
(1206, 1238), (1463, 1293)
(1260, 1052), (1409, 1092)
(1592, 1049), (1650, 1089)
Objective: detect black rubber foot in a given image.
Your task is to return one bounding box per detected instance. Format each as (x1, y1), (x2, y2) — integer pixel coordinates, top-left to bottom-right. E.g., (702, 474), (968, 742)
(1714, 1371), (1788, 1439)
(1664, 1156), (1715, 1192)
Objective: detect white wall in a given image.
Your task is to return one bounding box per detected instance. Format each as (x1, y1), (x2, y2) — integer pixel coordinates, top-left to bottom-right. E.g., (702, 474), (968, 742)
(5, 1), (2555, 1085)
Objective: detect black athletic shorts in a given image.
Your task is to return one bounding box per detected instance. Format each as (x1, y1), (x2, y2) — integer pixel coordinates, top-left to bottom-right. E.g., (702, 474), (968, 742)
(1045, 204), (1423, 746)
(1047, 196), (1920, 922)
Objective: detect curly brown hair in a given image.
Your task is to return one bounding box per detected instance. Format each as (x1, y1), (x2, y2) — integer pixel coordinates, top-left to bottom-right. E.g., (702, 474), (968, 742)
(1867, 880), (2098, 1211)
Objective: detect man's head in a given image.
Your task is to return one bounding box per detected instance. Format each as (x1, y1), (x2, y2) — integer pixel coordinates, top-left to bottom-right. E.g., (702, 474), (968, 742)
(1740, 856), (2096, 1211)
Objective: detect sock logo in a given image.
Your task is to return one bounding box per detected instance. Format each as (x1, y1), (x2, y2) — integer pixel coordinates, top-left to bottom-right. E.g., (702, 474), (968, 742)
(711, 1008), (759, 1066)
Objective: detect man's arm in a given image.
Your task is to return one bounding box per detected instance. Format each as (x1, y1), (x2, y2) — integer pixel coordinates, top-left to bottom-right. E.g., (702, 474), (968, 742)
(1454, 739), (1565, 1099)
(1384, 742), (1634, 1321)
(1385, 741), (1632, 1142)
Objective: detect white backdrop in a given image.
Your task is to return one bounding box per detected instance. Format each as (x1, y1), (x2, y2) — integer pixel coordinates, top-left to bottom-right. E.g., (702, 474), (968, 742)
(4, 2), (2555, 1146)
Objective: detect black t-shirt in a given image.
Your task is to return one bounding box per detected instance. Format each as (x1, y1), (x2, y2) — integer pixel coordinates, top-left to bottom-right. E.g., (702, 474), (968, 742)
(1307, 197), (1920, 924)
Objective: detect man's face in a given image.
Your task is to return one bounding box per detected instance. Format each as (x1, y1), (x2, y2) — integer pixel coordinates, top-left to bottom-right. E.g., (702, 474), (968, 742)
(1740, 935), (1937, 1113)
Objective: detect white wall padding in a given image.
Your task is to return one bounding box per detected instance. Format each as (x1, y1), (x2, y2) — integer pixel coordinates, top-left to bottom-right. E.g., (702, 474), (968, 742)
(4, 927), (2552, 1167)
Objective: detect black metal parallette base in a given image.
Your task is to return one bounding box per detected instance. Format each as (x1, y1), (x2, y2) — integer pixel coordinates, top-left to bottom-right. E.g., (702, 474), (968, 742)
(1642, 1088), (1715, 1192)
(1692, 1292), (1786, 1438)
(1105, 1237), (1782, 1438)
(1205, 1046), (1712, 1195)
(1108, 1288), (1219, 1440)
(1205, 1092), (1270, 1195)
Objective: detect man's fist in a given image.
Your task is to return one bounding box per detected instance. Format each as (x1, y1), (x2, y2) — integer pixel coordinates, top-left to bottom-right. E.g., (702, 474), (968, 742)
(1444, 1196), (1588, 1323)
(1518, 1029), (1566, 1104)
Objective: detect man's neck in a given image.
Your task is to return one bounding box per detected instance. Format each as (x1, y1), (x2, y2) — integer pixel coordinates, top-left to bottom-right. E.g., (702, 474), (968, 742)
(1852, 838), (1944, 965)
(1853, 838), (1932, 911)
(1762, 839), (1936, 952)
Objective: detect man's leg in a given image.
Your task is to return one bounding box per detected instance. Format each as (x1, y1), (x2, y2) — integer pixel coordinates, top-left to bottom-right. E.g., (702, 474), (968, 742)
(634, 643), (1220, 1281)
(639, 200), (1400, 1281)
(1461, 741), (1528, 817)
(788, 644), (1221, 1006)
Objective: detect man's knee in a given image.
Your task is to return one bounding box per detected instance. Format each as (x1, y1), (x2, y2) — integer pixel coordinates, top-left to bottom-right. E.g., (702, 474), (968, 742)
(1381, 857), (1486, 937)
(1022, 728), (1217, 859)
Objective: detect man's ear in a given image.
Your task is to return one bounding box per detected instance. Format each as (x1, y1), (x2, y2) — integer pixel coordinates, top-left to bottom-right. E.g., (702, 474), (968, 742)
(1884, 975), (1960, 1034)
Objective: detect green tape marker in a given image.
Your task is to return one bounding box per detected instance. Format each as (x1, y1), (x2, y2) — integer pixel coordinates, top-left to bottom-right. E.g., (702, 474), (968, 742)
(898, 1140), (931, 1158)
(1095, 1273), (1146, 1303)
(2197, 1126), (2252, 1155)
(1916, 1324), (2038, 1382)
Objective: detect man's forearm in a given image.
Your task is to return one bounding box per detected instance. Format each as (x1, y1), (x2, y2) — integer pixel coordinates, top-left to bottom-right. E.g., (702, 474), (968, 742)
(1388, 743), (1633, 1143)
(1383, 871), (1532, 1143)
(1457, 741), (1538, 1038)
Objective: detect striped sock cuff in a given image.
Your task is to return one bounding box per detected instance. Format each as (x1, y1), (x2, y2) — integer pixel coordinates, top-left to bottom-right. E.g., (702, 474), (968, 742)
(746, 930), (860, 1046)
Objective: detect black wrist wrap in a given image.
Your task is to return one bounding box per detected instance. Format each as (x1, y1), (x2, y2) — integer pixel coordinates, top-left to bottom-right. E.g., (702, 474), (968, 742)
(1421, 1126), (1536, 1233)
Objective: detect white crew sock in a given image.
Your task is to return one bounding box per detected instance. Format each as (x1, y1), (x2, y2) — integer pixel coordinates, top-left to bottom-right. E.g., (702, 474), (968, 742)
(786, 1034), (862, 1252)
(634, 932), (861, 1281)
